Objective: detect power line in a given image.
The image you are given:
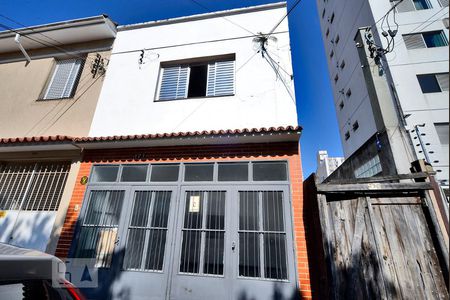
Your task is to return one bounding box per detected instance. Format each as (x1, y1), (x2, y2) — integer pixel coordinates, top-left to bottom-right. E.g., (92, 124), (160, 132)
(187, 0), (257, 36)
(268, 0), (303, 35)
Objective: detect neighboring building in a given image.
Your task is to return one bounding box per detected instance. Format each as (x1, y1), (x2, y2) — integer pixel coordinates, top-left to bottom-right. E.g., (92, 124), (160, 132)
(0, 16), (117, 253)
(41, 3), (311, 300)
(316, 150), (344, 182)
(316, 0), (449, 186)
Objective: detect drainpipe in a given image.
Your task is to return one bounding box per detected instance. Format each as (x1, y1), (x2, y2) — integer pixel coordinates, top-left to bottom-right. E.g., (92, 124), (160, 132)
(14, 34), (31, 65)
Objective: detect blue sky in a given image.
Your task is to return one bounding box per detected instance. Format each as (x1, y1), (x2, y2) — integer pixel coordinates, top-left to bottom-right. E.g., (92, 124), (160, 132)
(0, 0), (343, 177)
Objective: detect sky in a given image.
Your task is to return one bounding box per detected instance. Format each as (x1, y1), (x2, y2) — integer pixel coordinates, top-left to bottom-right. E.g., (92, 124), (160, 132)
(0, 0), (343, 178)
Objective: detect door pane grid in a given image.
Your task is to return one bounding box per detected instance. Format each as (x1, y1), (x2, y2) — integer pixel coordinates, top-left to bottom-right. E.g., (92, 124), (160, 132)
(239, 191), (288, 280)
(75, 190), (124, 268)
(123, 191), (172, 272)
(180, 191), (225, 276)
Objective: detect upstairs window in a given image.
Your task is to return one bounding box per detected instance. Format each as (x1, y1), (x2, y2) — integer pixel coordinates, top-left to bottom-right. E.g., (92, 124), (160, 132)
(157, 56), (235, 101)
(417, 73), (449, 93)
(438, 0), (449, 7)
(393, 0), (432, 12)
(403, 31), (448, 49)
(435, 123), (449, 146)
(43, 58), (84, 100)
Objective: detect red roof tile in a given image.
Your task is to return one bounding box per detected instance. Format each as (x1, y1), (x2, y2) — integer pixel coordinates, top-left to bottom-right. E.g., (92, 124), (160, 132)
(0, 126), (302, 145)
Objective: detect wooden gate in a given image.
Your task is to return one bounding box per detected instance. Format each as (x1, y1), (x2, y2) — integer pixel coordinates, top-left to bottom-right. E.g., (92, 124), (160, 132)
(313, 178), (449, 299)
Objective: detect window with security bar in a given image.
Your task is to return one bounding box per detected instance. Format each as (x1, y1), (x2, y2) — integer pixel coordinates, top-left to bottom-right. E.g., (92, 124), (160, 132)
(239, 191), (288, 280)
(403, 31), (448, 49)
(74, 190), (124, 268)
(42, 58), (84, 100)
(123, 191), (172, 271)
(157, 56), (235, 101)
(0, 162), (70, 211)
(179, 191), (226, 275)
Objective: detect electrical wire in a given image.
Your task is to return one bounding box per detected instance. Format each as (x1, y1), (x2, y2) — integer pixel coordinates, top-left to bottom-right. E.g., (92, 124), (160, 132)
(187, 0), (257, 36)
(268, 0), (303, 35)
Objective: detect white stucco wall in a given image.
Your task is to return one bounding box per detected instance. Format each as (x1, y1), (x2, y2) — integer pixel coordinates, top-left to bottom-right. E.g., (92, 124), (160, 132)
(317, 0), (449, 184)
(89, 3), (297, 137)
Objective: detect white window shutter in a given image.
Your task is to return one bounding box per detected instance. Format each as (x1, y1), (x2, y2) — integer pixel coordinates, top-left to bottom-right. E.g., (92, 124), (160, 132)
(159, 66), (189, 100)
(44, 58), (83, 99)
(403, 33), (426, 49)
(206, 60), (235, 97)
(436, 73), (449, 91)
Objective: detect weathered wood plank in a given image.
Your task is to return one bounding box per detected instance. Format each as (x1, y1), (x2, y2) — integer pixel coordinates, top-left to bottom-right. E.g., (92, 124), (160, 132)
(348, 198), (366, 299)
(325, 172), (432, 184)
(370, 196), (422, 205)
(317, 182), (432, 194)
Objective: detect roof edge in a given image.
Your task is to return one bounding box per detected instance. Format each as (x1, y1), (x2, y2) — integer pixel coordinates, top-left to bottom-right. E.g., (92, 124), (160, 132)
(0, 126), (302, 146)
(118, 2), (287, 32)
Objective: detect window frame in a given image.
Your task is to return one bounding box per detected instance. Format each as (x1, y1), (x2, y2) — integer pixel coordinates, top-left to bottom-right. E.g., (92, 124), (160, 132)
(39, 56), (85, 101)
(155, 54), (236, 102)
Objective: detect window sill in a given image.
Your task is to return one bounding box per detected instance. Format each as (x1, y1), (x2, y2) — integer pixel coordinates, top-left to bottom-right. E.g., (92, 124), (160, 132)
(155, 94), (235, 102)
(36, 97), (74, 102)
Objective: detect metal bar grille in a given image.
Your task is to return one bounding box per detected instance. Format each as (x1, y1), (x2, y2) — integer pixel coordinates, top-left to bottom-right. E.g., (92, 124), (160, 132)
(179, 191), (225, 275)
(0, 162), (70, 211)
(44, 58), (84, 100)
(75, 190), (124, 268)
(123, 191), (172, 271)
(239, 191), (287, 280)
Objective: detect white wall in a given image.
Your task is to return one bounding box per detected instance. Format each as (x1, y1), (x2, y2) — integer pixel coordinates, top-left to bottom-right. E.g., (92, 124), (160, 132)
(89, 4), (297, 137)
(317, 0), (449, 184)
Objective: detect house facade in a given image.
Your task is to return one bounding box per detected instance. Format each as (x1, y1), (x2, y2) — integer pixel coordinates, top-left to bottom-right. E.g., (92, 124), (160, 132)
(45, 3), (312, 300)
(316, 0), (449, 188)
(0, 16), (116, 254)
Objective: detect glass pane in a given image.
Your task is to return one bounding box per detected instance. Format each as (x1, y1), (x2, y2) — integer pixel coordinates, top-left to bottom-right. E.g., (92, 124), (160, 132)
(206, 191), (225, 230)
(145, 229), (167, 271)
(253, 162), (287, 181)
(413, 0), (431, 9)
(180, 231), (201, 273)
(91, 166), (119, 182)
(95, 228), (117, 268)
(84, 191), (123, 226)
(150, 165), (179, 182)
(151, 191), (172, 228)
(184, 164), (214, 181)
(264, 233), (287, 280)
(183, 191), (203, 229)
(218, 163), (248, 181)
(203, 231), (224, 275)
(123, 229), (146, 270)
(262, 191), (284, 232)
(239, 232), (260, 277)
(121, 165), (147, 182)
(417, 74), (441, 93)
(435, 123), (449, 146)
(130, 191), (152, 227)
(423, 31), (447, 47)
(75, 227), (99, 259)
(239, 191), (259, 230)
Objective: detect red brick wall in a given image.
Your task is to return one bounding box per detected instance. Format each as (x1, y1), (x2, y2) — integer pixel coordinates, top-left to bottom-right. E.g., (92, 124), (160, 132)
(55, 142), (313, 298)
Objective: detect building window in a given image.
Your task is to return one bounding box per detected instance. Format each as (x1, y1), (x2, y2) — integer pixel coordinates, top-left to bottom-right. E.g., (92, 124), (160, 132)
(42, 58), (84, 100)
(352, 121), (359, 131)
(157, 56), (235, 101)
(438, 0), (449, 7)
(335, 34), (340, 44)
(339, 101), (344, 110)
(340, 60), (346, 69)
(322, 8), (326, 18)
(417, 73), (449, 93)
(344, 131), (350, 140)
(334, 74), (339, 83)
(393, 0), (432, 12)
(354, 155), (382, 178)
(435, 123), (449, 146)
(403, 31), (448, 49)
(346, 88), (352, 97)
(329, 12), (335, 23)
(326, 28), (330, 38)
(330, 49), (334, 58)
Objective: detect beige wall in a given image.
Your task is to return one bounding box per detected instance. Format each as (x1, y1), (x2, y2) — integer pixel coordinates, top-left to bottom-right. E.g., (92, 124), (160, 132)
(0, 40), (113, 138)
